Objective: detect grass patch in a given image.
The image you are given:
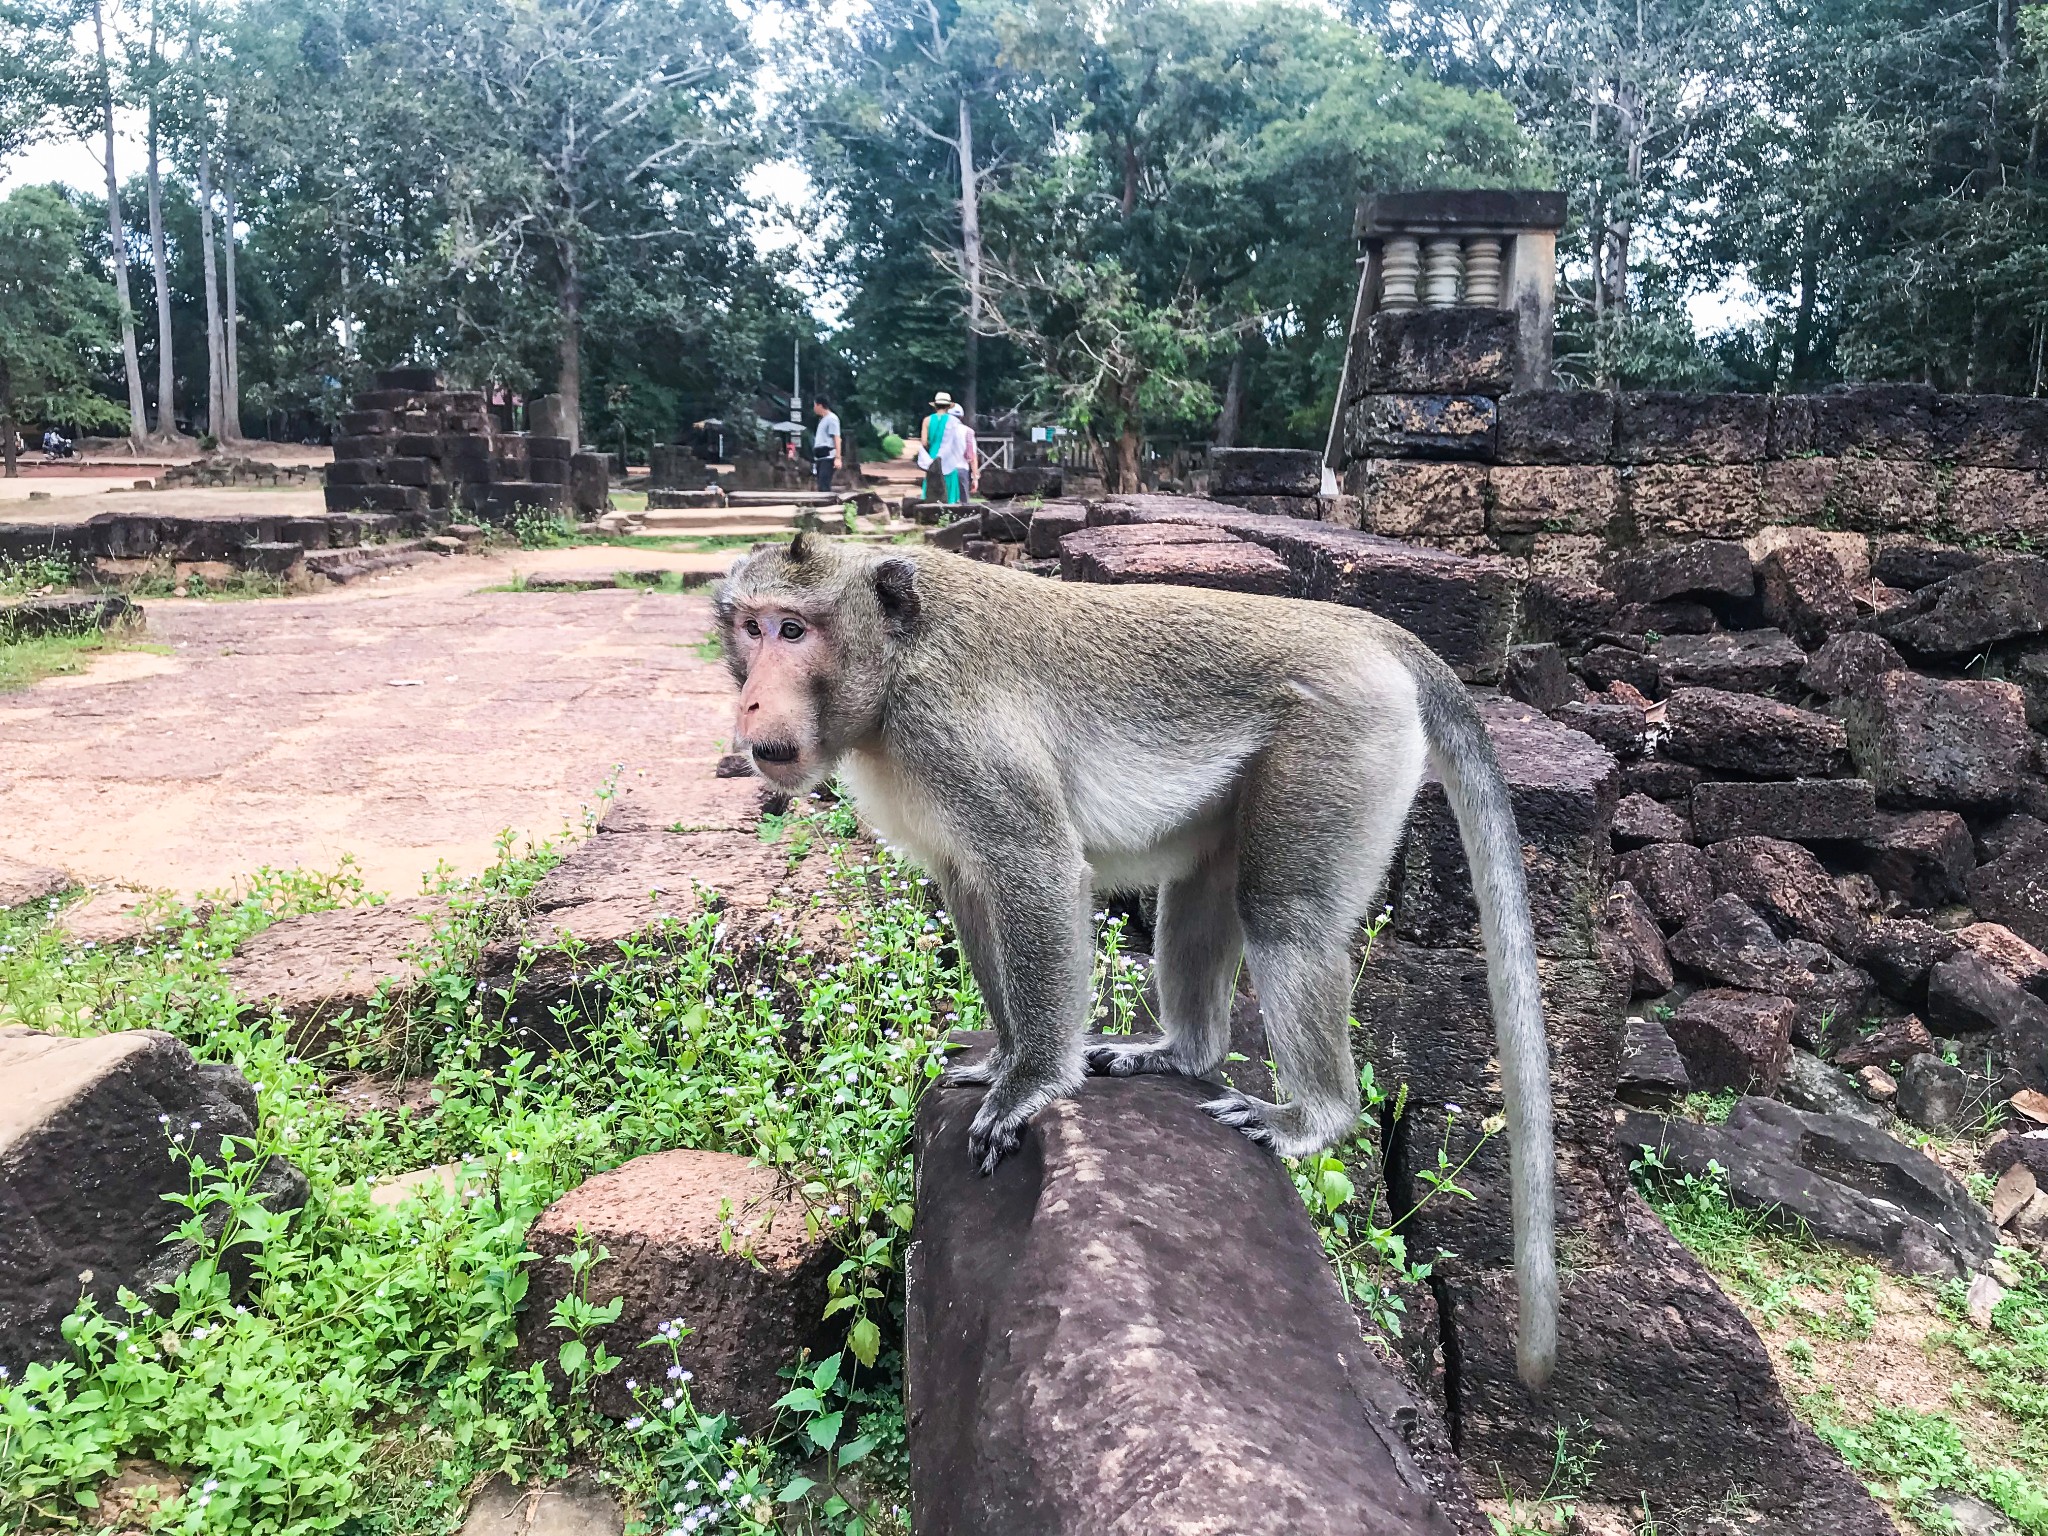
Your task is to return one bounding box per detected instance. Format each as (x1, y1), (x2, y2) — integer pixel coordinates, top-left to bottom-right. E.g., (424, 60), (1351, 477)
(1634, 1149), (2048, 1533)
(0, 631), (166, 691)
(0, 552), (85, 596)
(7, 795), (1230, 1535)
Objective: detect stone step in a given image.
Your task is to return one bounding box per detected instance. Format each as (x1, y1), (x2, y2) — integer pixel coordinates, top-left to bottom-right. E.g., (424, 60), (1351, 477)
(302, 538), (438, 583)
(724, 489), (843, 508)
(632, 509), (803, 536)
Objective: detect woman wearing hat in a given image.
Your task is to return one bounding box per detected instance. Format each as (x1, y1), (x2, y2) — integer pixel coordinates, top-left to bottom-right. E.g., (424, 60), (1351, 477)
(917, 391), (972, 504)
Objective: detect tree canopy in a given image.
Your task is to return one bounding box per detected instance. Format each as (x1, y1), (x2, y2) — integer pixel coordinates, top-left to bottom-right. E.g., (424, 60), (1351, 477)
(5, 0), (2048, 466)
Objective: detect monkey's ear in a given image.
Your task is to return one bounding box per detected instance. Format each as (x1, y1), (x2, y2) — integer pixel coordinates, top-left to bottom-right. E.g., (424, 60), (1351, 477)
(874, 558), (920, 639)
(788, 530), (813, 563)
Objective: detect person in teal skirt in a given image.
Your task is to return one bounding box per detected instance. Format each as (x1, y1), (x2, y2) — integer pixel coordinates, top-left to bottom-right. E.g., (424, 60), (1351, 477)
(917, 391), (970, 503)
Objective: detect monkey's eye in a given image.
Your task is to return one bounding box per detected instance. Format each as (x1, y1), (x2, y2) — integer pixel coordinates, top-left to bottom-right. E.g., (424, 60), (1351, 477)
(778, 619), (806, 642)
(743, 619), (761, 638)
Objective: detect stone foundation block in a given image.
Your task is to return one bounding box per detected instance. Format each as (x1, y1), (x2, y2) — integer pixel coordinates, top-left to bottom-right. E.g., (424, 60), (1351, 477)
(221, 900), (443, 1049)
(1693, 779), (1877, 844)
(1666, 986), (1795, 1093)
(1208, 446), (1321, 497)
(1759, 456), (1838, 524)
(1487, 464), (1619, 536)
(1829, 457), (1940, 531)
(1808, 384), (1939, 458)
(1937, 394), (2048, 468)
(1843, 672), (2031, 807)
(1, 1028), (303, 1373)
(1346, 459), (1489, 540)
(1439, 1193), (1892, 1533)
(1391, 700), (1617, 958)
(1662, 688), (1847, 779)
(1947, 467), (2048, 540)
(1627, 464), (1766, 538)
(1349, 393), (1497, 460)
(517, 1149), (835, 1431)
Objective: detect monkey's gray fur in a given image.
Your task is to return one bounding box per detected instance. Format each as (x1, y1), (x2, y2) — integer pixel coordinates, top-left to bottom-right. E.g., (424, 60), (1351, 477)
(715, 532), (1557, 1387)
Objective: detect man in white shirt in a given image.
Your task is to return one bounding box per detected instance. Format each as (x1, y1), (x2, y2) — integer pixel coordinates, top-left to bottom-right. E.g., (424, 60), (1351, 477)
(811, 397), (843, 493)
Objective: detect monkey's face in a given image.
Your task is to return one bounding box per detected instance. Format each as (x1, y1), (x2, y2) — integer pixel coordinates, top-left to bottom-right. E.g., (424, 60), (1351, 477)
(726, 598), (841, 791)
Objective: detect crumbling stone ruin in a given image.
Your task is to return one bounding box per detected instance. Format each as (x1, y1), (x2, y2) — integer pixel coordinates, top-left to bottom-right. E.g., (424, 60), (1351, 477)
(912, 192), (2048, 1526)
(326, 367), (609, 525)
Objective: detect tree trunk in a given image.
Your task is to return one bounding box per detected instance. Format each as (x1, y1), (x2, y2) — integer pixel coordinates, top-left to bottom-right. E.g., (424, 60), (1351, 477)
(1213, 346), (1244, 447)
(1121, 142), (1139, 220)
(1, 356), (18, 478)
(958, 93), (983, 424)
(145, 7), (176, 442)
(197, 144), (226, 444)
(220, 162), (243, 442)
(1791, 233), (1820, 386)
(94, 0), (148, 454)
(556, 239), (583, 450)
(336, 201), (355, 357)
(1116, 420), (1141, 493)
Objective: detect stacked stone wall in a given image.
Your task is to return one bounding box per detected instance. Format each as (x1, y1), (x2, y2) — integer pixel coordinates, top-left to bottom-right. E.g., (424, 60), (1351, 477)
(1333, 313), (2048, 581)
(325, 366), (608, 524)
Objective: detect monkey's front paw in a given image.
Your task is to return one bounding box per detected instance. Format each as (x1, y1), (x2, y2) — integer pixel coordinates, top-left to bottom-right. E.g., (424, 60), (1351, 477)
(966, 1110), (1027, 1174)
(941, 1055), (1002, 1088)
(1200, 1091), (1279, 1150)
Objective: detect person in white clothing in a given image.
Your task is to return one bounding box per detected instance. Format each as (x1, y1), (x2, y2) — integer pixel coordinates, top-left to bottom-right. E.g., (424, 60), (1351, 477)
(810, 396), (843, 493)
(949, 402), (978, 497)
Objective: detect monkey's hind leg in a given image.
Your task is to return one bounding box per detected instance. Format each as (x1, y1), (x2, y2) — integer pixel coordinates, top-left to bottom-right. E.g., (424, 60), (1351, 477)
(1085, 847), (1241, 1081)
(1201, 935), (1360, 1157)
(1204, 726), (1418, 1157)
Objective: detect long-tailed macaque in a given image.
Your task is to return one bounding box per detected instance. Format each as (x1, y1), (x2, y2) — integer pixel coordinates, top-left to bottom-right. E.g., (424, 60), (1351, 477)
(715, 532), (1557, 1387)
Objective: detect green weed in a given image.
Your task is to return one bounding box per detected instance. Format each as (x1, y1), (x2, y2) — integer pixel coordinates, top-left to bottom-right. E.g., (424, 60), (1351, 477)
(0, 631), (165, 691)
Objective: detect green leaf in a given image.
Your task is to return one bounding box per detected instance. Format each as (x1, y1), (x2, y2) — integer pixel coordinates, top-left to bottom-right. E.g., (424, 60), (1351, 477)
(889, 1202), (915, 1230)
(839, 1432), (879, 1466)
(807, 1409), (844, 1450)
(848, 1315), (881, 1367)
(811, 1351), (843, 1392)
(777, 1475), (817, 1504)
(557, 1338), (587, 1377)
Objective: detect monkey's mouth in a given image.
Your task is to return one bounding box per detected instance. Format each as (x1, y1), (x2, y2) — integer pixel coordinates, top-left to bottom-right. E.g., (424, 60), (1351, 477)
(747, 739), (811, 787)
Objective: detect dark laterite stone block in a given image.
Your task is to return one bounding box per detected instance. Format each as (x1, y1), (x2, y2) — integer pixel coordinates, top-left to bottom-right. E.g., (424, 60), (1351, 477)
(1349, 394), (1497, 460)
(1617, 392), (1768, 463)
(1364, 308), (1520, 395)
(1494, 390), (1616, 464)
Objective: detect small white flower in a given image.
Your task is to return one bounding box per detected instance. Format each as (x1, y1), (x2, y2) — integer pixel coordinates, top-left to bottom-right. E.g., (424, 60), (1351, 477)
(679, 1369), (692, 1382)
(668, 1364), (684, 1380)
(203, 1479), (219, 1492)
(627, 1415), (647, 1430)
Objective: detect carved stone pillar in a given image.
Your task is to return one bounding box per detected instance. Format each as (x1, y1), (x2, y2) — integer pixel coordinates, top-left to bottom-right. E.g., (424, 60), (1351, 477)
(1379, 236), (1421, 310)
(1462, 236), (1503, 307)
(1421, 237), (1464, 307)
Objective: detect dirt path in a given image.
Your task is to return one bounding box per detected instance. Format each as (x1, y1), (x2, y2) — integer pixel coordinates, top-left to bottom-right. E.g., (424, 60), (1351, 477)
(0, 544), (749, 900)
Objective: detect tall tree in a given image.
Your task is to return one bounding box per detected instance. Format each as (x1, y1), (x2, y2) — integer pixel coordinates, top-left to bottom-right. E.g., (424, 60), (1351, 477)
(142, 0), (178, 440)
(90, 0), (148, 449)
(809, 0), (1056, 428)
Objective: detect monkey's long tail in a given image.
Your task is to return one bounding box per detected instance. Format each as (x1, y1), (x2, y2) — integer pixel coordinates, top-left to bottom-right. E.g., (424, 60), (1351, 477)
(1408, 648), (1558, 1391)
